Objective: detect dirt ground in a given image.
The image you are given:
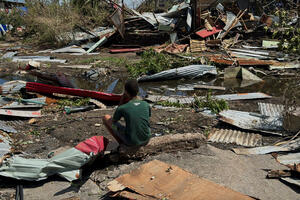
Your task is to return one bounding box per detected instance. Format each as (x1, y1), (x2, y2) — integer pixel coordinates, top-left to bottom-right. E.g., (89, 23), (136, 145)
(0, 44), (300, 199)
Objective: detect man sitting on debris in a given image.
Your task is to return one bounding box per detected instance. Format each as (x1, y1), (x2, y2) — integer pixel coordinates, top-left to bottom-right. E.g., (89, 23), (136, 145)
(103, 79), (151, 146)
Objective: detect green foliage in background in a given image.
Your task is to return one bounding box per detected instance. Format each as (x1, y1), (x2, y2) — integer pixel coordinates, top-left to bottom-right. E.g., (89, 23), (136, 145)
(271, 9), (300, 54)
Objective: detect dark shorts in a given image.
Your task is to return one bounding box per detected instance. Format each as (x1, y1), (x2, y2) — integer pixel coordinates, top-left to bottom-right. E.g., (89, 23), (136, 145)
(112, 122), (132, 146)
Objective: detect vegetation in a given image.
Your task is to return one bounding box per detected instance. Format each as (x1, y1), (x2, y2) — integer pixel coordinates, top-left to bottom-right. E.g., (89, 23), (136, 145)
(126, 49), (203, 77)
(57, 98), (90, 108)
(156, 92), (229, 114)
(0, 0), (112, 47)
(271, 9), (300, 54)
(192, 92), (229, 114)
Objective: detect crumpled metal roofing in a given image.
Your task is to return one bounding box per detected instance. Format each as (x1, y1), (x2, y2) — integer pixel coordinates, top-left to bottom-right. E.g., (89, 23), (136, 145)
(138, 65), (217, 82)
(219, 110), (283, 135)
(1, 80), (26, 95)
(233, 137), (300, 155)
(0, 132), (11, 158)
(208, 129), (262, 147)
(258, 102), (284, 117)
(277, 153), (300, 165)
(0, 121), (17, 133)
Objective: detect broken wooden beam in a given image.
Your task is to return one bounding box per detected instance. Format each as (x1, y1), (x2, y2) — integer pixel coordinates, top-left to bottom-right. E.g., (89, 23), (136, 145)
(118, 133), (205, 159)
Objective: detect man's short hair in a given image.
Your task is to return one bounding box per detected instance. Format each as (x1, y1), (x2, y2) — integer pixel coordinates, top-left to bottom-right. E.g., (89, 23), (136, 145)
(125, 79), (139, 97)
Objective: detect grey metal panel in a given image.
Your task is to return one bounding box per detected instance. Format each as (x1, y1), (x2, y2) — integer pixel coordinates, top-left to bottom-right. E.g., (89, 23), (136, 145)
(145, 95), (194, 104)
(277, 153), (300, 165)
(0, 133), (11, 158)
(138, 65), (217, 82)
(146, 93), (272, 104)
(1, 80), (26, 94)
(280, 177), (300, 187)
(258, 102), (284, 117)
(219, 110), (283, 134)
(208, 129), (262, 147)
(12, 56), (67, 63)
(0, 121), (17, 133)
(2, 0), (25, 4)
(1, 97), (46, 109)
(215, 93), (271, 101)
(51, 45), (87, 54)
(1, 51), (17, 59)
(233, 138), (300, 155)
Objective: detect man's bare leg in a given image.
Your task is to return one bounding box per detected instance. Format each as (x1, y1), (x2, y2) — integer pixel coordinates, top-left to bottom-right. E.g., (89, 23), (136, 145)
(102, 114), (124, 144)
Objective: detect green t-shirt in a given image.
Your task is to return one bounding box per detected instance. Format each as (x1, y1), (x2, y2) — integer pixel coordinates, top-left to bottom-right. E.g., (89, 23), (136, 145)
(113, 99), (151, 146)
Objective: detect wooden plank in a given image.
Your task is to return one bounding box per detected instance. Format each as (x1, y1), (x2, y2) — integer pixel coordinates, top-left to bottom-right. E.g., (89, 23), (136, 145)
(108, 160), (253, 200)
(0, 109), (41, 118)
(194, 85), (226, 91)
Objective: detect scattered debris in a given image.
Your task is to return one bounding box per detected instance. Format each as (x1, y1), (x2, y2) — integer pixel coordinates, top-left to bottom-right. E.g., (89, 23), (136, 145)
(0, 136), (108, 181)
(107, 160), (253, 200)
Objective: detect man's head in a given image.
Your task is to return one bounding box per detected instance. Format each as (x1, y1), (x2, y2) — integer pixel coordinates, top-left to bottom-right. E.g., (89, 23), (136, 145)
(124, 79), (139, 97)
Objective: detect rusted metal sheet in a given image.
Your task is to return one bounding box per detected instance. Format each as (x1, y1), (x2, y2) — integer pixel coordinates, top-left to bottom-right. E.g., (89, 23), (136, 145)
(108, 160), (253, 200)
(208, 129), (262, 147)
(219, 110), (283, 135)
(258, 102), (284, 117)
(233, 138), (300, 155)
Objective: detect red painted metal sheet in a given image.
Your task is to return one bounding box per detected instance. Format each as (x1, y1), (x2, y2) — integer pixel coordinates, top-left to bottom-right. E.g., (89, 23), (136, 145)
(109, 48), (141, 53)
(196, 27), (222, 38)
(75, 136), (109, 155)
(26, 82), (122, 103)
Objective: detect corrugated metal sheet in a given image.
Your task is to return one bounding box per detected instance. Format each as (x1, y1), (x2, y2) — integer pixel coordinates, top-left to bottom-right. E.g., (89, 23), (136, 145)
(145, 95), (193, 104)
(208, 129), (262, 147)
(219, 110), (283, 135)
(138, 65), (217, 82)
(233, 138), (300, 155)
(1, 97), (46, 109)
(0, 132), (11, 158)
(0, 121), (17, 133)
(0, 109), (41, 118)
(146, 93), (272, 104)
(215, 93), (271, 101)
(1, 51), (17, 59)
(277, 153), (300, 165)
(258, 102), (284, 117)
(12, 56), (67, 63)
(1, 80), (26, 95)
